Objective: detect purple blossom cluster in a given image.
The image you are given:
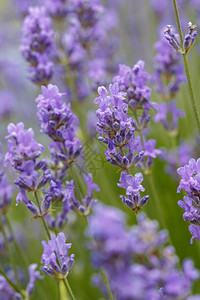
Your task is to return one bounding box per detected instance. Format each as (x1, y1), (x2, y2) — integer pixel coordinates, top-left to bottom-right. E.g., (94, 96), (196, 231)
(94, 82), (142, 171)
(0, 264), (41, 299)
(57, 0), (119, 100)
(152, 36), (185, 137)
(3, 84), (99, 229)
(95, 61), (161, 176)
(20, 6), (54, 85)
(4, 122), (52, 217)
(87, 203), (200, 300)
(161, 141), (193, 180)
(118, 171), (149, 212)
(41, 232), (74, 279)
(0, 144), (14, 213)
(152, 37), (186, 98)
(67, 173), (99, 216)
(154, 101), (184, 135)
(164, 23), (197, 54)
(177, 158), (200, 243)
(36, 84), (82, 168)
(44, 0), (71, 19)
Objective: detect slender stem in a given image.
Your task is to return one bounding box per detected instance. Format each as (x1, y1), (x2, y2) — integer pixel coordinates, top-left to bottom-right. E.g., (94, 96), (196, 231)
(147, 174), (166, 228)
(100, 269), (115, 300)
(34, 192), (51, 240)
(57, 281), (61, 300)
(172, 0), (183, 46)
(0, 216), (20, 287)
(172, 0), (200, 134)
(170, 136), (180, 167)
(0, 268), (22, 296)
(5, 214), (29, 267)
(182, 53), (200, 134)
(62, 278), (76, 300)
(147, 175), (174, 245)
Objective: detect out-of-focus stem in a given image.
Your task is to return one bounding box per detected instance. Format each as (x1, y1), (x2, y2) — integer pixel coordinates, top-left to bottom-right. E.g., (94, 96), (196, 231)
(146, 174), (165, 228)
(100, 269), (115, 300)
(5, 214), (29, 267)
(182, 53), (200, 134)
(0, 216), (20, 287)
(0, 268), (22, 296)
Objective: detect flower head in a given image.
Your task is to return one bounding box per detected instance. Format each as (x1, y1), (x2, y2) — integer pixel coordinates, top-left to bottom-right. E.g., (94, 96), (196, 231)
(41, 232), (74, 279)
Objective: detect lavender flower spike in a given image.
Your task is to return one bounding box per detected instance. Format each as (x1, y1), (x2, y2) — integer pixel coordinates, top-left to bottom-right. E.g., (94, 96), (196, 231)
(118, 171), (149, 212)
(41, 232), (74, 279)
(26, 264), (42, 296)
(20, 6), (54, 85)
(177, 158), (200, 240)
(164, 23), (197, 54)
(189, 224), (200, 244)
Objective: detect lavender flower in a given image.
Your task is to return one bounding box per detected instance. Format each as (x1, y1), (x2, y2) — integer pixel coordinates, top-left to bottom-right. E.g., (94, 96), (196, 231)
(118, 171), (149, 212)
(41, 232), (74, 279)
(67, 173), (99, 216)
(0, 90), (15, 118)
(61, 0), (119, 100)
(26, 264), (42, 296)
(44, 0), (71, 19)
(0, 176), (14, 214)
(4, 122), (44, 171)
(4, 122), (53, 217)
(94, 83), (144, 171)
(0, 270), (21, 300)
(110, 62), (160, 173)
(177, 158), (200, 240)
(161, 141), (193, 180)
(20, 6), (54, 85)
(0, 143), (14, 213)
(177, 158), (200, 196)
(189, 224), (200, 244)
(154, 101), (184, 135)
(0, 264), (41, 299)
(152, 37), (186, 97)
(87, 203), (200, 299)
(36, 84), (82, 167)
(44, 179), (70, 230)
(164, 23), (197, 54)
(113, 61), (152, 112)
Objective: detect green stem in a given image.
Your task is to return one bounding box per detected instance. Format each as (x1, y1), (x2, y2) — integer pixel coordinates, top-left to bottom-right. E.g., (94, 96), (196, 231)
(0, 216), (20, 287)
(34, 192), (51, 240)
(147, 174), (166, 229)
(170, 136), (180, 167)
(62, 278), (76, 300)
(57, 280), (61, 300)
(182, 53), (200, 134)
(172, 0), (183, 46)
(0, 268), (22, 296)
(172, 0), (200, 134)
(100, 269), (115, 300)
(5, 214), (29, 267)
